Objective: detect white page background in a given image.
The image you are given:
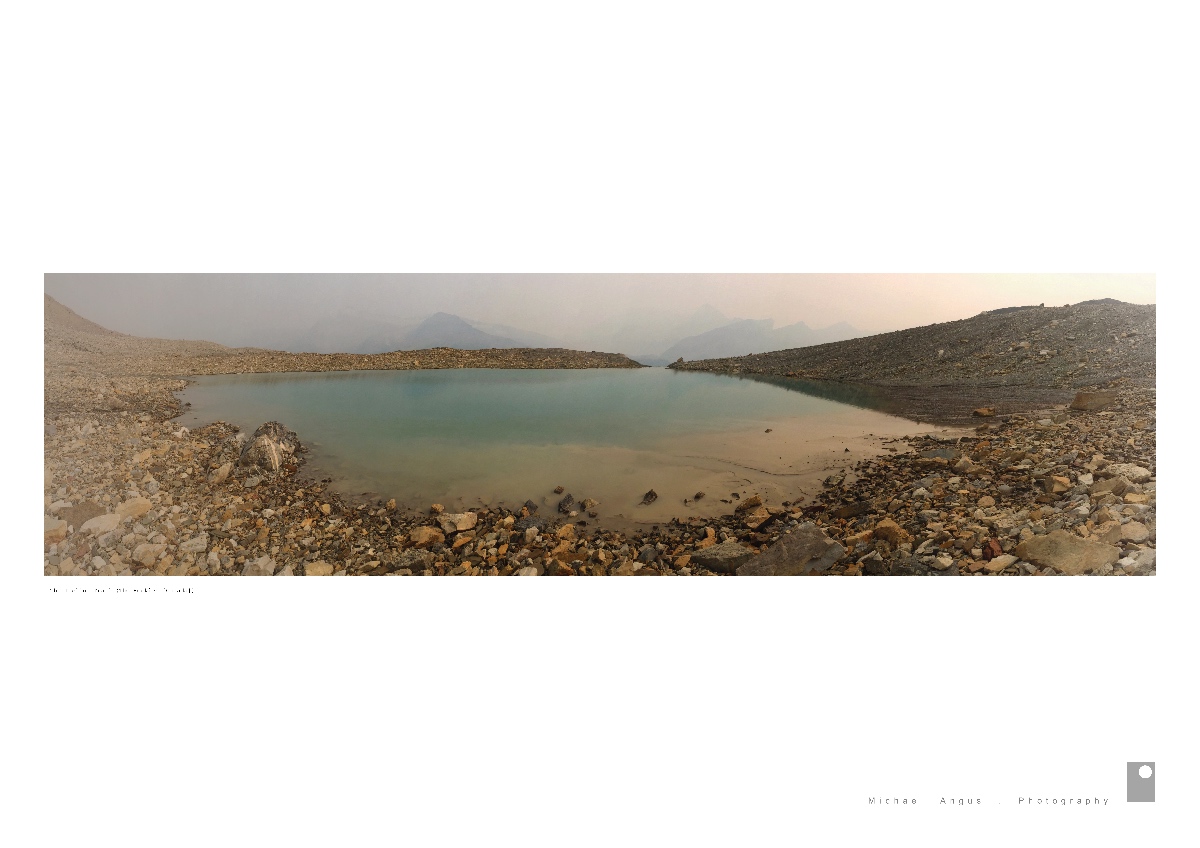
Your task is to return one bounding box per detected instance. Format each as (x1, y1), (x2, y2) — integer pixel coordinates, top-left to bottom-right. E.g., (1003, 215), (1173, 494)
(4, 2), (1192, 846)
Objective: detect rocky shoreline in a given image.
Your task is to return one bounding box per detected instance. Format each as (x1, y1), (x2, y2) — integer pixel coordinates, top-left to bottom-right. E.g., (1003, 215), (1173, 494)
(44, 296), (1156, 577)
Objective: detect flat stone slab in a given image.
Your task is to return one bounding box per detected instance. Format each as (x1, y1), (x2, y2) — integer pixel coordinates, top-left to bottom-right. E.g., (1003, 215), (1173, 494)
(690, 540), (757, 574)
(1016, 530), (1119, 575)
(737, 523), (845, 576)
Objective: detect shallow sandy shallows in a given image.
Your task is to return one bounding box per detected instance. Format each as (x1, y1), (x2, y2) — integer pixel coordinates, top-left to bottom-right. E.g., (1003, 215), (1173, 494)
(291, 416), (952, 531)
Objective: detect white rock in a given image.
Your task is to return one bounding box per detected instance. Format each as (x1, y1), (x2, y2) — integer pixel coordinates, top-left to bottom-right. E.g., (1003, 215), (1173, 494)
(116, 497), (153, 519)
(178, 534), (209, 555)
(80, 512), (122, 535)
(1103, 463), (1152, 484)
(242, 556), (276, 576)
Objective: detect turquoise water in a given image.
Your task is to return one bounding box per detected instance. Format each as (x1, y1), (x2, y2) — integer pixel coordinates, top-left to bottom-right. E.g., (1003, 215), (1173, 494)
(177, 369), (925, 523)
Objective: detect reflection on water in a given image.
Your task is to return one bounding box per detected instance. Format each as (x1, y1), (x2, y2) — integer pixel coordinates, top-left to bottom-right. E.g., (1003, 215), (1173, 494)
(733, 375), (910, 417)
(176, 368), (928, 522)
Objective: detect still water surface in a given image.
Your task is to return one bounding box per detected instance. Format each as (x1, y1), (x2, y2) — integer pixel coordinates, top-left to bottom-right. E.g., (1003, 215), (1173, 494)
(177, 369), (932, 524)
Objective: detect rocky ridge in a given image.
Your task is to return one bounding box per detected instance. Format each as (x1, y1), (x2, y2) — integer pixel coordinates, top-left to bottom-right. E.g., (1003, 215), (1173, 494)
(669, 299), (1155, 422)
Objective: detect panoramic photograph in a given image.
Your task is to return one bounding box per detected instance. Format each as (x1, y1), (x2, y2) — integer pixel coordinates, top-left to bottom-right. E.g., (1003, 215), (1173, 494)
(43, 274), (1156, 577)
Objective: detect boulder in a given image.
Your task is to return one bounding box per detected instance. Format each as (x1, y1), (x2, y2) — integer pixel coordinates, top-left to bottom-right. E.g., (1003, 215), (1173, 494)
(985, 554), (1018, 573)
(832, 501), (871, 519)
(973, 407), (996, 417)
(737, 523), (845, 576)
(178, 533), (209, 555)
(690, 539), (757, 574)
(116, 497), (153, 520)
(1015, 530), (1119, 576)
(741, 505), (774, 530)
(437, 512), (478, 535)
(44, 517), (68, 545)
(1069, 391), (1117, 411)
(1102, 463), (1152, 484)
(1042, 475), (1071, 494)
(1121, 521), (1151, 543)
(1133, 549), (1157, 570)
(1090, 476), (1130, 497)
(132, 543), (167, 567)
(410, 526), (445, 547)
(396, 550), (435, 572)
(872, 518), (911, 546)
(238, 422), (300, 472)
(305, 561), (334, 576)
(208, 462), (233, 485)
(640, 489), (658, 506)
(242, 555), (277, 576)
(80, 512), (121, 535)
(1093, 522), (1124, 545)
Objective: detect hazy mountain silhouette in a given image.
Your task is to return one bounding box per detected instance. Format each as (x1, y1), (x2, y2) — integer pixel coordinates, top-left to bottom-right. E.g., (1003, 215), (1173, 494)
(284, 312), (555, 353)
(400, 313), (518, 350)
(661, 319), (861, 361)
(576, 304), (732, 357)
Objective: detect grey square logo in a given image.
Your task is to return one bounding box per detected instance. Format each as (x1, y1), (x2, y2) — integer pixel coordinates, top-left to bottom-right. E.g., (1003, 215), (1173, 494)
(1127, 762), (1155, 802)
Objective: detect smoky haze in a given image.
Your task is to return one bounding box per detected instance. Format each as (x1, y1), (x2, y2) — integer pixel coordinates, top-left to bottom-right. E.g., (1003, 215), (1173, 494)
(44, 274), (1155, 360)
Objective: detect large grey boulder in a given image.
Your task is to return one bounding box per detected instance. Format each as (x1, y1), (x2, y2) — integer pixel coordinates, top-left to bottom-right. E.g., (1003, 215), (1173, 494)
(691, 540), (757, 574)
(1015, 530), (1120, 575)
(238, 422), (300, 472)
(737, 523), (846, 576)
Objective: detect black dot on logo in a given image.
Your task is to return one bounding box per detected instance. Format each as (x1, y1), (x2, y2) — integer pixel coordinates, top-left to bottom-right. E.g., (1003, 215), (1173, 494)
(1139, 765), (1153, 779)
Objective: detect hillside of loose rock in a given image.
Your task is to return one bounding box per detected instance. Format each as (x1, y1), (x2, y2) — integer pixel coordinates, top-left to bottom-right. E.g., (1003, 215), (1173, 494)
(669, 299), (1155, 402)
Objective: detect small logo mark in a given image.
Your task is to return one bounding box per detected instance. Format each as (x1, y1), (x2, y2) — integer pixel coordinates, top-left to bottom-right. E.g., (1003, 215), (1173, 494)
(1127, 762), (1155, 802)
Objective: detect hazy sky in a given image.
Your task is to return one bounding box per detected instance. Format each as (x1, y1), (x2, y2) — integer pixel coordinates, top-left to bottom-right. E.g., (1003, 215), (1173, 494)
(44, 273), (1155, 352)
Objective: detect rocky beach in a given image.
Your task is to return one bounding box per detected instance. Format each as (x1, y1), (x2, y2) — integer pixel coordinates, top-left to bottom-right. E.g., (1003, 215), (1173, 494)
(44, 295), (1155, 577)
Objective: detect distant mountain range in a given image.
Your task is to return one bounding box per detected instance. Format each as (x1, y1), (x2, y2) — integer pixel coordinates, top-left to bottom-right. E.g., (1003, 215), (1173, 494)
(281, 308), (861, 360)
(289, 312), (562, 354)
(651, 318), (861, 364)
